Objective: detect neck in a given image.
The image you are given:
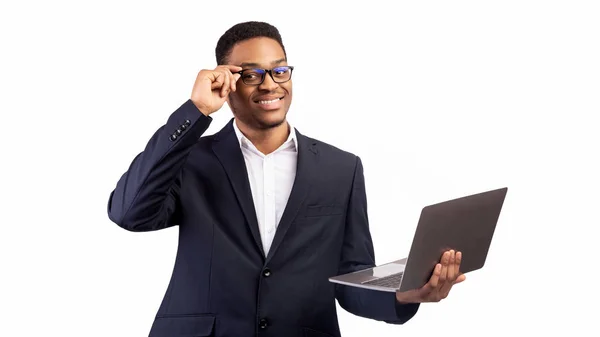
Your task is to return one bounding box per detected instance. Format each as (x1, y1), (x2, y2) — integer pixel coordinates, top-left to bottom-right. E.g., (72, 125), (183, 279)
(235, 119), (290, 155)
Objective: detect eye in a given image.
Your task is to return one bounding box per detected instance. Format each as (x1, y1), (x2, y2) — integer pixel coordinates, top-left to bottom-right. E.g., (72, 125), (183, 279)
(242, 70), (262, 79)
(273, 67), (289, 75)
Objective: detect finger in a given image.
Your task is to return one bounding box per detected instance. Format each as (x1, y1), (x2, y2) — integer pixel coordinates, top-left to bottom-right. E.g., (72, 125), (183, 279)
(418, 263), (442, 301)
(454, 251), (462, 276)
(454, 274), (466, 284)
(210, 72), (225, 90)
(217, 67), (235, 93)
(233, 72), (241, 83)
(221, 70), (230, 97)
(447, 250), (456, 281)
(435, 252), (451, 300)
(230, 70), (238, 92)
(218, 65), (242, 91)
(439, 251), (450, 284)
(424, 263), (442, 291)
(220, 64), (243, 73)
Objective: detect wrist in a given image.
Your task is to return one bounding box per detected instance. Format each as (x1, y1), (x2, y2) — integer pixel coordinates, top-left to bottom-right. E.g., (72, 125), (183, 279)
(395, 292), (415, 304)
(190, 99), (212, 117)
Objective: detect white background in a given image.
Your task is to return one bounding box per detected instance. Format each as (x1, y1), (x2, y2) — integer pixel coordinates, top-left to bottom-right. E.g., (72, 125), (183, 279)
(1, 0), (599, 336)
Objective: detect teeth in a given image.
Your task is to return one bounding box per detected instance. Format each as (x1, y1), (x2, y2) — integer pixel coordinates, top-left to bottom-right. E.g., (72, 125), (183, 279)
(258, 98), (281, 104)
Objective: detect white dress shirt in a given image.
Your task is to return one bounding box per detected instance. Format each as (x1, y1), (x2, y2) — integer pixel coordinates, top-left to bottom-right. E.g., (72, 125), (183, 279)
(232, 119), (298, 255)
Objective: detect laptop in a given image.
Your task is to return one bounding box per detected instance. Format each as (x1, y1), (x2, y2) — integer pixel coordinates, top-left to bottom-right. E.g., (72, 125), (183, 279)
(328, 187), (508, 293)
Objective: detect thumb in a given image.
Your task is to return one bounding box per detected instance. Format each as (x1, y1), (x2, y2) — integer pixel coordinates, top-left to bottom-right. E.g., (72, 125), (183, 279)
(454, 274), (467, 284)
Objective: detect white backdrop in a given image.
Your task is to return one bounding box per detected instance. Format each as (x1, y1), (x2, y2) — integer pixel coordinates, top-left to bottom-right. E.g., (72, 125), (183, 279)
(1, 0), (598, 336)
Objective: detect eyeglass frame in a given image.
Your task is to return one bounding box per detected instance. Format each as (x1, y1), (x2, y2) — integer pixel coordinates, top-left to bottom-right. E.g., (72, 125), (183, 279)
(235, 66), (295, 86)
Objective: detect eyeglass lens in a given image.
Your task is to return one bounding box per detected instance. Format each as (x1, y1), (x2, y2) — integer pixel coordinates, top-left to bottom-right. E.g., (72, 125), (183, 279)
(241, 66), (292, 85)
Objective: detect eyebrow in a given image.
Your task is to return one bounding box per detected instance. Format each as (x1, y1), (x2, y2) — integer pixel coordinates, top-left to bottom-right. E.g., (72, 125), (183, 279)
(240, 58), (287, 68)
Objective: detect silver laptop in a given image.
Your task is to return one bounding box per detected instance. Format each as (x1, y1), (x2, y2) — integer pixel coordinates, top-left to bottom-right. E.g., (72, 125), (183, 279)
(328, 187), (508, 293)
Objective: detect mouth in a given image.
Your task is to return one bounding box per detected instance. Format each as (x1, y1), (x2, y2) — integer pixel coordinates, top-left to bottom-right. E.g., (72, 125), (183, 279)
(254, 96), (285, 110)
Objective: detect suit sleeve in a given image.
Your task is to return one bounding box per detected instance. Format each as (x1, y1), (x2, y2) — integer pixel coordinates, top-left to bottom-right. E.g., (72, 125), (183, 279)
(335, 156), (420, 324)
(107, 100), (211, 232)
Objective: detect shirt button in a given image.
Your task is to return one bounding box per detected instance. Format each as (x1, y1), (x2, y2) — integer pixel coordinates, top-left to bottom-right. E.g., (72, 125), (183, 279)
(263, 268), (271, 277)
(259, 318), (269, 329)
(267, 227), (274, 234)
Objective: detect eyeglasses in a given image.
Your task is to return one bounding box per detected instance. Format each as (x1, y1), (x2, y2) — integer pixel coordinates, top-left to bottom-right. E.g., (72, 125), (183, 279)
(236, 66), (294, 85)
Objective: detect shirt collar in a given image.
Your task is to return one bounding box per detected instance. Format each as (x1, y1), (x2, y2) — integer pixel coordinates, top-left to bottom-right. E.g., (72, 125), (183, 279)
(232, 118), (298, 153)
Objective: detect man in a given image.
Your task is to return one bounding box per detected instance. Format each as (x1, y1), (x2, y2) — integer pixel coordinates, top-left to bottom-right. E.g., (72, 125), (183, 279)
(107, 21), (465, 337)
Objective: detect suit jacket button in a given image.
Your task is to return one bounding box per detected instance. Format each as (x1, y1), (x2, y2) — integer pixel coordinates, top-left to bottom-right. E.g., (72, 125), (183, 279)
(175, 128), (182, 135)
(263, 268), (271, 277)
(184, 119), (191, 126)
(259, 318), (268, 329)
(169, 134), (177, 141)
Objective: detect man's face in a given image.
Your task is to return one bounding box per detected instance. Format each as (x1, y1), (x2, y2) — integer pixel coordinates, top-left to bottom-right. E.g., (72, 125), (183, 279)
(226, 37), (292, 130)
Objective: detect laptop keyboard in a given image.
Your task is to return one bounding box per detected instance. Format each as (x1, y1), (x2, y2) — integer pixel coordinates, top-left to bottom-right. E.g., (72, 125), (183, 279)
(361, 272), (404, 288)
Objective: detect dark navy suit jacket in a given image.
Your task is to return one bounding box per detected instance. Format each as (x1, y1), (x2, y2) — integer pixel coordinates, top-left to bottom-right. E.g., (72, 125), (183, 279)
(107, 100), (419, 337)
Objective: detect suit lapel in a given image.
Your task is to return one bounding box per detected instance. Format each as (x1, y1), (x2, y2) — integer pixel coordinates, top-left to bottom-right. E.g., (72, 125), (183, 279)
(265, 130), (318, 263)
(212, 120), (265, 257)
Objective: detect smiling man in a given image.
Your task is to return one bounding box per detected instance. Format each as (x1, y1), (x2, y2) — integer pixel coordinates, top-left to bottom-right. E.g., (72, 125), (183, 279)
(107, 21), (465, 337)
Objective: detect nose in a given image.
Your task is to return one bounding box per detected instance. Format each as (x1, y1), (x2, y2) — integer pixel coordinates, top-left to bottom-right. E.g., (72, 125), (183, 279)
(258, 71), (279, 91)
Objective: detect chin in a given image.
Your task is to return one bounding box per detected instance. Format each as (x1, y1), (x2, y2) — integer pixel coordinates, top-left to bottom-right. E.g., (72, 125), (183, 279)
(254, 110), (287, 129)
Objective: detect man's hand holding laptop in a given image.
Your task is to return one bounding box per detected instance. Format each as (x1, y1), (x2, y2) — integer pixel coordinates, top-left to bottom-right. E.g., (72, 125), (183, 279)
(396, 250), (466, 304)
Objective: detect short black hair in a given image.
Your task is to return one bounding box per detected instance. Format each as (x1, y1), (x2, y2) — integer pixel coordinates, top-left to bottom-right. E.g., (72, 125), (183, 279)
(215, 21), (286, 65)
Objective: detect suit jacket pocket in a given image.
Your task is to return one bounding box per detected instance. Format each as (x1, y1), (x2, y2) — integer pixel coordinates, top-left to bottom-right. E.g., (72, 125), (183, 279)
(149, 314), (215, 337)
(305, 204), (344, 217)
(303, 327), (336, 337)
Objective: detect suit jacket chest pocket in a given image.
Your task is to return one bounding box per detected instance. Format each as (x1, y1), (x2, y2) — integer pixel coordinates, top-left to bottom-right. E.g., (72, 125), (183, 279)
(305, 204), (345, 218)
